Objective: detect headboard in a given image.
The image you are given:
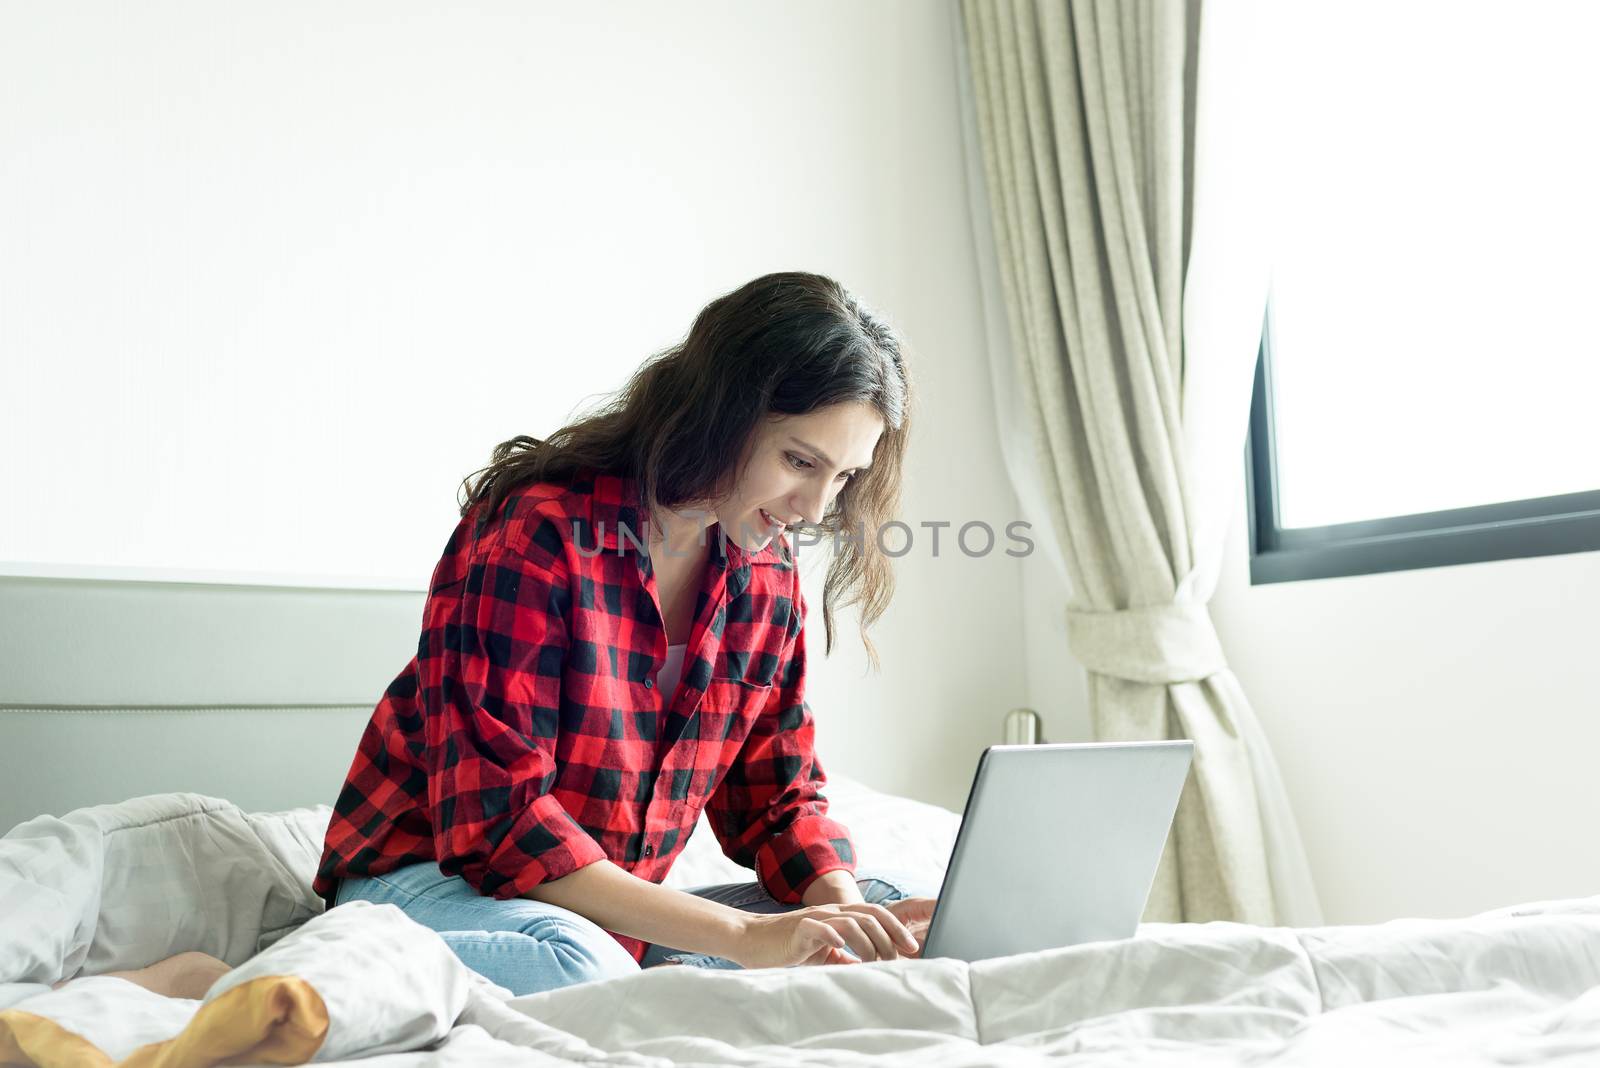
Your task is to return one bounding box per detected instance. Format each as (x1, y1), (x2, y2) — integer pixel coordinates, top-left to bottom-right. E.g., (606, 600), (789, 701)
(1, 705), (374, 836)
(0, 574), (421, 837)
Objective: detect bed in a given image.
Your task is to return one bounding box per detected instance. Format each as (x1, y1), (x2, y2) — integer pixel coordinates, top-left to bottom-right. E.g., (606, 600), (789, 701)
(2, 780), (1599, 1066)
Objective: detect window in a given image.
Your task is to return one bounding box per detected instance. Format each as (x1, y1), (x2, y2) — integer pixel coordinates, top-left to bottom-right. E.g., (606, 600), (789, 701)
(1245, 0), (1600, 584)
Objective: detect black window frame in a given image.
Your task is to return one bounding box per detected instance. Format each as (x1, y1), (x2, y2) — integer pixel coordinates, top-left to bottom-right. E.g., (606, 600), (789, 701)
(1245, 315), (1600, 584)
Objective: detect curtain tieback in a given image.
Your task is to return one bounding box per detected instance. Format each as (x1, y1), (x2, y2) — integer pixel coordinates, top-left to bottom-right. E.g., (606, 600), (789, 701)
(1064, 600), (1228, 685)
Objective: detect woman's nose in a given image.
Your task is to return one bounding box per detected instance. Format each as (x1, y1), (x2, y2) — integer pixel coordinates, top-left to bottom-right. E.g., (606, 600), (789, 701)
(791, 485), (831, 526)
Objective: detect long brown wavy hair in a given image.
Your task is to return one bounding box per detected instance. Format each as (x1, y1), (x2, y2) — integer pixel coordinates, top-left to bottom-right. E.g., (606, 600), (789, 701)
(457, 271), (912, 668)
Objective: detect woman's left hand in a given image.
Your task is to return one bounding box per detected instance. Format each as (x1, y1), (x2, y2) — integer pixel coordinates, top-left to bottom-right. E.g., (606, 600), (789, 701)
(882, 897), (937, 957)
(794, 896), (938, 965)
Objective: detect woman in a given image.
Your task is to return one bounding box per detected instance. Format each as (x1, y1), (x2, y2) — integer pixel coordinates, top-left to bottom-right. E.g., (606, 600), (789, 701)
(313, 271), (938, 996)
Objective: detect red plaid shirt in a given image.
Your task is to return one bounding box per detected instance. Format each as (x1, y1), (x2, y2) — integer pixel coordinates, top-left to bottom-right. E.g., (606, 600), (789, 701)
(313, 469), (857, 963)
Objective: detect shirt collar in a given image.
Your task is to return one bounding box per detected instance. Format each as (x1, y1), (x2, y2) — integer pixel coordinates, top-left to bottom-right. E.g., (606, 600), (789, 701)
(582, 469), (787, 569)
(582, 470), (646, 552)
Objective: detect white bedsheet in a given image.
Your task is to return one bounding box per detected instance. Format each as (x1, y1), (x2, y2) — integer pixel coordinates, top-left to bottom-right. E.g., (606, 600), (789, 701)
(3, 791), (1599, 1065)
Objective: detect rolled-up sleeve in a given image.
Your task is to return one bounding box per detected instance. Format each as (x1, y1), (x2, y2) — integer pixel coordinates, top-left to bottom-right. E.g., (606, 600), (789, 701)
(421, 524), (605, 898)
(705, 585), (857, 903)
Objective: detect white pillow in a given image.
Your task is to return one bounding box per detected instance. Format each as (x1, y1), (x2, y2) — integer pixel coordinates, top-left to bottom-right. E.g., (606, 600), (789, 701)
(661, 772), (961, 892)
(0, 793), (326, 993)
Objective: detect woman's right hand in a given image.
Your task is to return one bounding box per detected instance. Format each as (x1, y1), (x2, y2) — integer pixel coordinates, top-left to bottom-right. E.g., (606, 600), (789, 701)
(730, 902), (922, 969)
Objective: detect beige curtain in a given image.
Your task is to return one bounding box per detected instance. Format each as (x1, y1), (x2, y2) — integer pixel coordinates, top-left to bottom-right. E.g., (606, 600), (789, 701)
(954, 0), (1323, 925)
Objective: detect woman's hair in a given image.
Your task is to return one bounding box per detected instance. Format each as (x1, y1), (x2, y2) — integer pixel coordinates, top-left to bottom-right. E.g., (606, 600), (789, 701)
(457, 270), (912, 668)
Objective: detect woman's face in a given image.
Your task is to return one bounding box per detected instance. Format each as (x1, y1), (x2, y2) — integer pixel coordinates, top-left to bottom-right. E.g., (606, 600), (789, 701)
(713, 401), (885, 553)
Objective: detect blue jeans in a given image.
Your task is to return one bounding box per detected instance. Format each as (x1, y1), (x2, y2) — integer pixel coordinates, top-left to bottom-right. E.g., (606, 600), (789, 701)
(334, 862), (940, 997)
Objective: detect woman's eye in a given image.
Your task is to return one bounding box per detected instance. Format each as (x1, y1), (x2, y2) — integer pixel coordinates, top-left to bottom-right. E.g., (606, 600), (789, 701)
(786, 453), (813, 470)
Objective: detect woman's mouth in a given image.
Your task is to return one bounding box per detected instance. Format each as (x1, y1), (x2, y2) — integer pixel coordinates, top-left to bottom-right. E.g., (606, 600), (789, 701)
(759, 508), (785, 534)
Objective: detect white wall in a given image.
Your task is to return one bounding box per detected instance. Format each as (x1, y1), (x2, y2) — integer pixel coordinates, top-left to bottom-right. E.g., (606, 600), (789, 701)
(1010, 456), (1600, 926)
(0, 1), (1026, 817)
(1013, 451), (1600, 926)
(1209, 475), (1600, 924)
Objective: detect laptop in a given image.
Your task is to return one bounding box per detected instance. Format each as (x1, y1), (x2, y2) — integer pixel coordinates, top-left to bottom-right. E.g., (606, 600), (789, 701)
(919, 740), (1194, 962)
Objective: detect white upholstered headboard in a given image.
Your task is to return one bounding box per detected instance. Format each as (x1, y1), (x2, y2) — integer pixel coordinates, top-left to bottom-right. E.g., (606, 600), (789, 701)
(0, 573), (422, 837)
(0, 704), (373, 837)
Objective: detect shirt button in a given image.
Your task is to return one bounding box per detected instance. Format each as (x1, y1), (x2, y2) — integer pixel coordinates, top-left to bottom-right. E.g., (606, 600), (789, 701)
(644, 678), (654, 689)
(643, 843), (655, 858)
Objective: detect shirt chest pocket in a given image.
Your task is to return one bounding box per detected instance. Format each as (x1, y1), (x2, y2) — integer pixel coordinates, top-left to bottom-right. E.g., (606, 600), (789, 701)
(696, 675), (774, 754)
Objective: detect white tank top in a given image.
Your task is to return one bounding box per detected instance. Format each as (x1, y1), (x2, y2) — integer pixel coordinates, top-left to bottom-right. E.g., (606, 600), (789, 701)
(658, 643), (688, 704)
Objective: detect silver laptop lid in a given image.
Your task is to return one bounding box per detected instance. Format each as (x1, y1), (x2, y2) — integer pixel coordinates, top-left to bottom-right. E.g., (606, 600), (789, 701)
(921, 740), (1193, 963)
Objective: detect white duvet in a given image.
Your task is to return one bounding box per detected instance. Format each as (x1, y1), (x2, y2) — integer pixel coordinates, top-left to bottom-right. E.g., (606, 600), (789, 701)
(2, 791), (1598, 1066)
